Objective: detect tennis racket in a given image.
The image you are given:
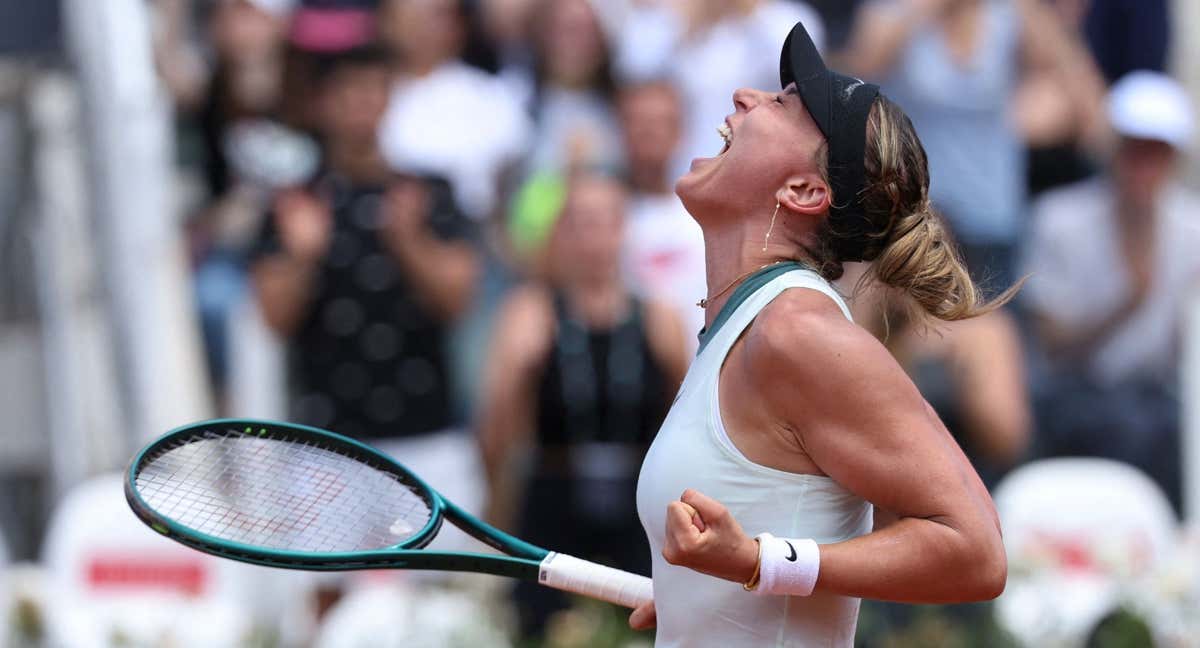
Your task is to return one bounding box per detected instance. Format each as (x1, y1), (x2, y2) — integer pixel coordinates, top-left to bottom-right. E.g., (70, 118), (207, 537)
(124, 418), (652, 609)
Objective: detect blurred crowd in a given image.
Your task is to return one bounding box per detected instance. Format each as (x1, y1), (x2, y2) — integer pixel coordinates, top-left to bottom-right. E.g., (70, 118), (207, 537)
(2, 0), (1200, 646)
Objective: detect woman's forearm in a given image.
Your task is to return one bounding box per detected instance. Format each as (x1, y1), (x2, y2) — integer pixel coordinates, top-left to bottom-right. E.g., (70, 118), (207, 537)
(659, 489), (1006, 604)
(816, 516), (1006, 603)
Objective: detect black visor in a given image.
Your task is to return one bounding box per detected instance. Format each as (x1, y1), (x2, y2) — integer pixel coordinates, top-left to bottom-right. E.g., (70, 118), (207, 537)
(780, 22), (879, 262)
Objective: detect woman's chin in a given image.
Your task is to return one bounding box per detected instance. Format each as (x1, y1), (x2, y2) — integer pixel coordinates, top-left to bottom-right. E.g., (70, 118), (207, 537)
(673, 170), (698, 205)
(675, 161), (719, 215)
(677, 155), (716, 194)
(687, 154), (720, 173)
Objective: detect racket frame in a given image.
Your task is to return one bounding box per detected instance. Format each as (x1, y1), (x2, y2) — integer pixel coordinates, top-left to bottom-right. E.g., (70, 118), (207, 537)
(125, 419), (550, 580)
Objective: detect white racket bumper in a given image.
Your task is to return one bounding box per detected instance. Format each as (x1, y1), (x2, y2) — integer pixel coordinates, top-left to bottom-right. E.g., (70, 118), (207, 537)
(538, 552), (653, 609)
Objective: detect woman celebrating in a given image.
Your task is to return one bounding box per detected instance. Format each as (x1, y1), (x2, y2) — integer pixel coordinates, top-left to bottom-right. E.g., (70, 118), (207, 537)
(630, 22), (1013, 645)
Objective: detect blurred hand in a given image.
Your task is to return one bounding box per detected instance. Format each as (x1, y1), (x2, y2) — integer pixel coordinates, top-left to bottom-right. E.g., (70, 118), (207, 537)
(381, 177), (431, 259)
(662, 489), (758, 583)
(274, 189), (331, 263)
(628, 599), (657, 630)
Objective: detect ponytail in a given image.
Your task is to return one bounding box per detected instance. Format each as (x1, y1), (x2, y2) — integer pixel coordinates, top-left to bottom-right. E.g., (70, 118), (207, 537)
(815, 96), (1019, 321)
(869, 205), (1018, 321)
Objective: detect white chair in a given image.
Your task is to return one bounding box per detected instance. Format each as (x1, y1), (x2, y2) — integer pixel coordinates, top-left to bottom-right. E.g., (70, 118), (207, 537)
(992, 458), (1179, 646)
(314, 581), (511, 648)
(40, 473), (262, 648)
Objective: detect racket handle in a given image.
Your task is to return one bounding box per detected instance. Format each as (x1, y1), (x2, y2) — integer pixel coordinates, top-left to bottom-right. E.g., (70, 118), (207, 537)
(538, 552), (653, 609)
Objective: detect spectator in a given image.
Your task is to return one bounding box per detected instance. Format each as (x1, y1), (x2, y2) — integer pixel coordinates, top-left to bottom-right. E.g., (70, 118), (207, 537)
(250, 45), (482, 505)
(1012, 0), (1104, 197)
(477, 172), (688, 639)
(841, 0), (1104, 291)
(1022, 71), (1199, 509)
(191, 0), (319, 393)
(502, 0), (623, 265)
(154, 0), (210, 114)
(523, 0), (622, 175)
(1016, 0), (1171, 198)
(615, 0), (824, 182)
(198, 0), (305, 202)
(480, 0), (539, 104)
(618, 80), (708, 343)
(376, 0), (530, 221)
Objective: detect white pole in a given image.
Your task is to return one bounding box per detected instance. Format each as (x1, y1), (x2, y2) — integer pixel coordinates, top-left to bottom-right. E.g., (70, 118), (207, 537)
(1182, 288), (1200, 526)
(1172, 0), (1200, 189)
(29, 72), (126, 496)
(62, 0), (212, 449)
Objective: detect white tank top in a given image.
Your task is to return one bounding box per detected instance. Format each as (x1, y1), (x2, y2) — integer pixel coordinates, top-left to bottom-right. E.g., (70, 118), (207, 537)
(636, 265), (873, 647)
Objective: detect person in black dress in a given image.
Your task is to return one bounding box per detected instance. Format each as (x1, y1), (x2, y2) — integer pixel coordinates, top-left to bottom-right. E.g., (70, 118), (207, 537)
(477, 172), (689, 639)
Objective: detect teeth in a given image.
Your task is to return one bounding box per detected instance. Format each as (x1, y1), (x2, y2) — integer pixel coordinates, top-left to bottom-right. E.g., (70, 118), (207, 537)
(717, 124), (732, 146)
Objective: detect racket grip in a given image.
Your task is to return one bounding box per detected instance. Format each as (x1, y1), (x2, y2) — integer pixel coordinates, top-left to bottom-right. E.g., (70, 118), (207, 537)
(538, 552), (653, 609)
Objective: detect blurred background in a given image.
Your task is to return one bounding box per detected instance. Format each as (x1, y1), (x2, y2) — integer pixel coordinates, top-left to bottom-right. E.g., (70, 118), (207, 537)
(1, 0), (1199, 645)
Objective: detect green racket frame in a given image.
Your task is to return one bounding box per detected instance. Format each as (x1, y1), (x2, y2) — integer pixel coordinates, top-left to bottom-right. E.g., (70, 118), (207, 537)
(125, 418), (551, 580)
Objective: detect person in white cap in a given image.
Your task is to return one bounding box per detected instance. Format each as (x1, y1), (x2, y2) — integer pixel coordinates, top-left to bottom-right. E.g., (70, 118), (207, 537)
(1021, 70), (1200, 507)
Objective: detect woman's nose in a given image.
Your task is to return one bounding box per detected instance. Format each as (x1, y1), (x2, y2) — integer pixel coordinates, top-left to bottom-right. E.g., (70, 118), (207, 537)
(732, 87), (770, 112)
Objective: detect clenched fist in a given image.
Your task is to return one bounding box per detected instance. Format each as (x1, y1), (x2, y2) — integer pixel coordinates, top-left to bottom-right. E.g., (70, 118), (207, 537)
(662, 489), (759, 584)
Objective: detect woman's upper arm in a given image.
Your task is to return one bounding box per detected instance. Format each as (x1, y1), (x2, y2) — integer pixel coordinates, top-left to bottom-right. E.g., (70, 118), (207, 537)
(750, 301), (997, 530)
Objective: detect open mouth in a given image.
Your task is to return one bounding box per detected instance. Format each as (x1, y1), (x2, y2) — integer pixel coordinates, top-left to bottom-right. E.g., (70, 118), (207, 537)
(717, 123), (732, 155)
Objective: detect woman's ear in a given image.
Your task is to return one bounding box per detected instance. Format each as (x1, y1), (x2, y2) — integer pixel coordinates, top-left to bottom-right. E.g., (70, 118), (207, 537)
(775, 174), (829, 216)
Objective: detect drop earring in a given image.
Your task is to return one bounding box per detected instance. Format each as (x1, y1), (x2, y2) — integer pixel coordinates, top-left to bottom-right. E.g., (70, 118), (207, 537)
(762, 202), (780, 252)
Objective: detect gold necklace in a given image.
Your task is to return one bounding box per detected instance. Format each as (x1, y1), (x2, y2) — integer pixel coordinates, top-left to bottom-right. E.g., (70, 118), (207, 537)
(696, 261), (791, 309)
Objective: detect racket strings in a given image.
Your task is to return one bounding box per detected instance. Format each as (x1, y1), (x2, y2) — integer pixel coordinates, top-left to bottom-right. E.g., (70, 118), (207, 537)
(135, 429), (433, 553)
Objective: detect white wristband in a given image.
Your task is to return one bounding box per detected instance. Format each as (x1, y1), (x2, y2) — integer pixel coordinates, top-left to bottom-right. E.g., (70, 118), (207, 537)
(752, 533), (820, 597)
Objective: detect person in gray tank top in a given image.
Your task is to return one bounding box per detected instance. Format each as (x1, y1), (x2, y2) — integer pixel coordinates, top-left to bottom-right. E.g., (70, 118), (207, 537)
(630, 21), (1020, 646)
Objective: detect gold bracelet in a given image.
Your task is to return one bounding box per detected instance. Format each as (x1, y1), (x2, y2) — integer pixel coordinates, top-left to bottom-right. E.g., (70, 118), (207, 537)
(742, 538), (763, 591)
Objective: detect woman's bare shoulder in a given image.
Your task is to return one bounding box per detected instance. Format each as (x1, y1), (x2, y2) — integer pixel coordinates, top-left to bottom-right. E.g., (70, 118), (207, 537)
(749, 289), (879, 362)
(742, 288), (918, 415)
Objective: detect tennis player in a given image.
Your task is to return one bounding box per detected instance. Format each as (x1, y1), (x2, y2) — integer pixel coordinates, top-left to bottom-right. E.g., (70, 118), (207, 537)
(631, 22), (1015, 645)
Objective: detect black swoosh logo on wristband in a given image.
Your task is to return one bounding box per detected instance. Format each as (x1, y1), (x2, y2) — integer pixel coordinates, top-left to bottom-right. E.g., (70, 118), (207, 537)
(784, 541), (797, 562)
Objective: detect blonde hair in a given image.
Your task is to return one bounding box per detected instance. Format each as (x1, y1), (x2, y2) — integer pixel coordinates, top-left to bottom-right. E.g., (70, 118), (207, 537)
(812, 96), (1019, 321)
